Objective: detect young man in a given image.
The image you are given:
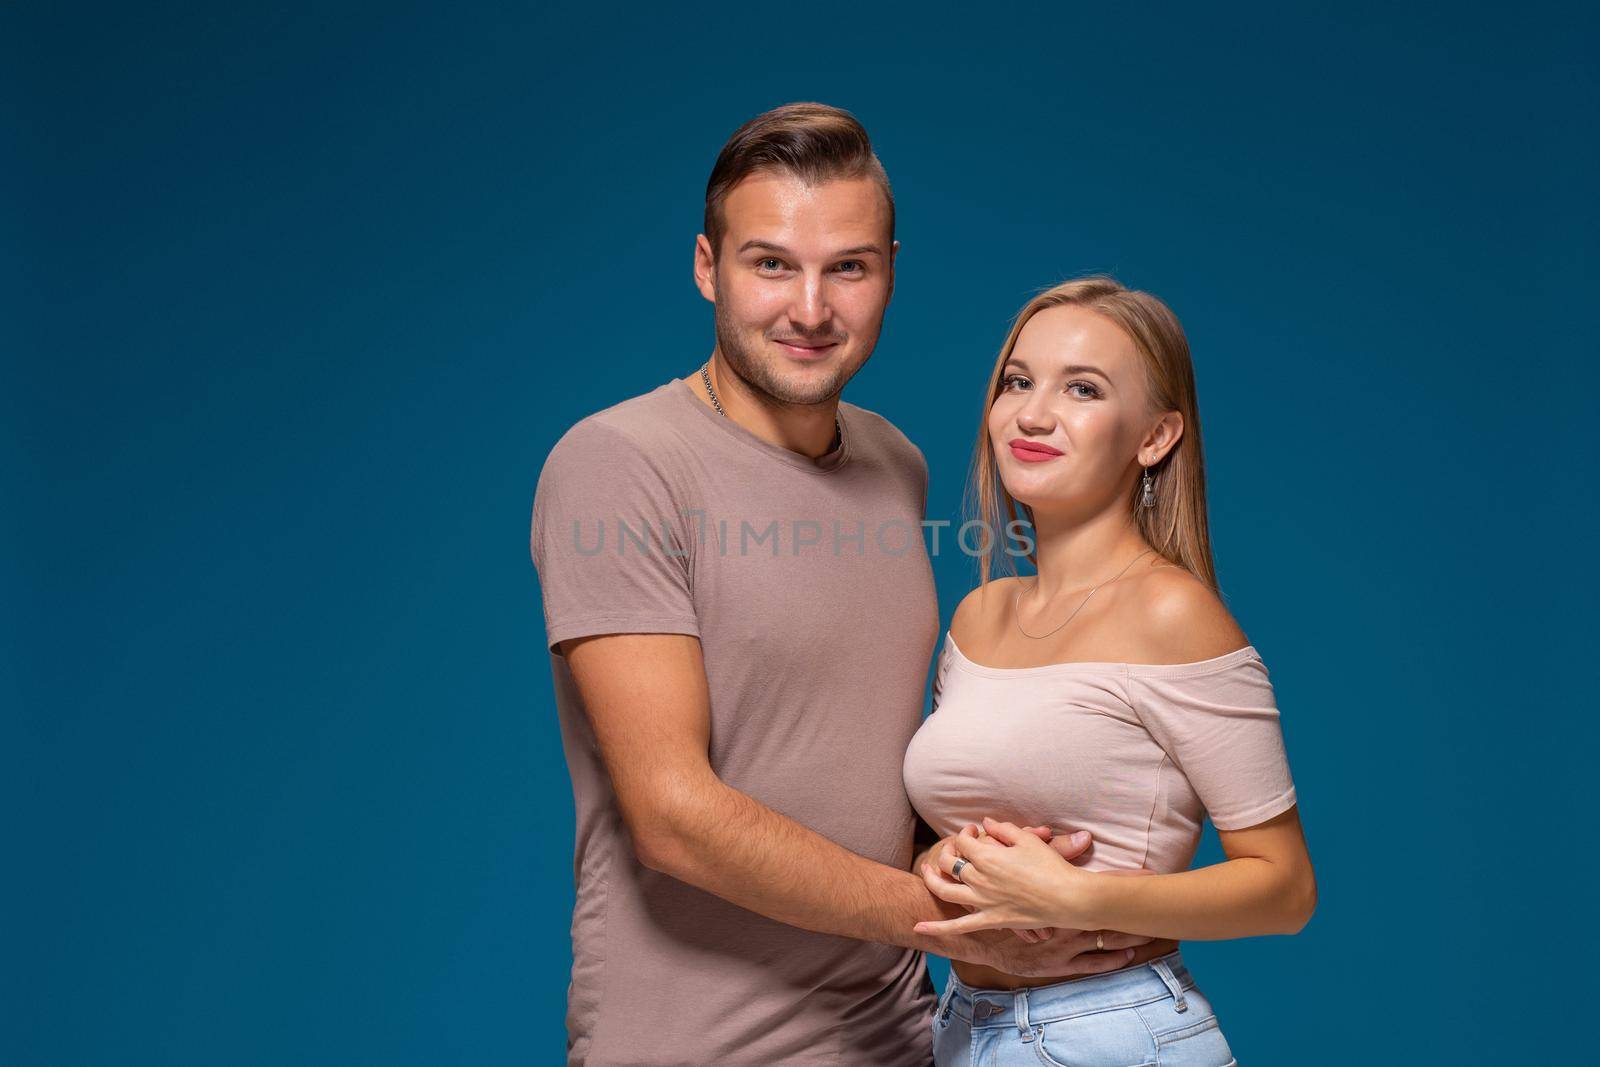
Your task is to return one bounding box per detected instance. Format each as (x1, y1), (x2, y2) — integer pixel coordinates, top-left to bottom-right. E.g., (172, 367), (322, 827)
(529, 103), (1145, 1066)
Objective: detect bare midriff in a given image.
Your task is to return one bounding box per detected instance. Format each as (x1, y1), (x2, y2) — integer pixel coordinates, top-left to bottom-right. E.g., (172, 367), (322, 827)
(952, 937), (1180, 991)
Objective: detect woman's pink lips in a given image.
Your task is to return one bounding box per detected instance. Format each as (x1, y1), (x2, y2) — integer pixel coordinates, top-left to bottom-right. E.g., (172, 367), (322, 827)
(1008, 440), (1063, 462)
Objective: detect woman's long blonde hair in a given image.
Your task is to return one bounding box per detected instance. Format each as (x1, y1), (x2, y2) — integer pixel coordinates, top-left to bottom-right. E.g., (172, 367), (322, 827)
(967, 275), (1218, 593)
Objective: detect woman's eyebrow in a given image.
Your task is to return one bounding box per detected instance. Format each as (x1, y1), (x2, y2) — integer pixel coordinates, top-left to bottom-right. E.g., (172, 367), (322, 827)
(1004, 359), (1110, 379)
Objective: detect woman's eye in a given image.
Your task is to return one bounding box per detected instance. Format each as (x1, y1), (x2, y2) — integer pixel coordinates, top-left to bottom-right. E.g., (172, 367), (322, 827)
(1000, 375), (1098, 397)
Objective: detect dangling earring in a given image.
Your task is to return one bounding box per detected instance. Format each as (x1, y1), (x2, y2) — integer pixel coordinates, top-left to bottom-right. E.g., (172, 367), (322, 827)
(1139, 465), (1156, 509)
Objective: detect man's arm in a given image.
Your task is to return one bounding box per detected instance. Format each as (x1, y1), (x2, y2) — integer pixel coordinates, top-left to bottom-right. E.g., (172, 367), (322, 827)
(562, 631), (1150, 975)
(564, 631), (975, 952)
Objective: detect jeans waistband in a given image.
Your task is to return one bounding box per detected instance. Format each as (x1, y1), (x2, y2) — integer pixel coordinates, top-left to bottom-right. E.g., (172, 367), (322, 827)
(939, 950), (1197, 1030)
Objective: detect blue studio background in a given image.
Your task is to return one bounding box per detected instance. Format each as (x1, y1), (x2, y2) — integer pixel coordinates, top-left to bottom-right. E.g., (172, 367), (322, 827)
(6, 3), (1596, 1064)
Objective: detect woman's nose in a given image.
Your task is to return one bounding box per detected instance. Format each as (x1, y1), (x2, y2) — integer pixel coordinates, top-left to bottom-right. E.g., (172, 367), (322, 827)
(1015, 393), (1055, 431)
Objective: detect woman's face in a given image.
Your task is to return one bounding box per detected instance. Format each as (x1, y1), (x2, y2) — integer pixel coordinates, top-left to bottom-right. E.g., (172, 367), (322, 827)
(986, 304), (1176, 515)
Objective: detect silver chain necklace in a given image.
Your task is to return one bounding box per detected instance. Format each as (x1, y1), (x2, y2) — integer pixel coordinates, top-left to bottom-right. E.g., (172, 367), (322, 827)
(700, 361), (842, 453)
(1012, 548), (1155, 641)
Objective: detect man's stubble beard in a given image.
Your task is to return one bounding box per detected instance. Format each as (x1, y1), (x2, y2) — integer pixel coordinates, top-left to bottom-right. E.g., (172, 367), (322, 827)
(710, 272), (882, 410)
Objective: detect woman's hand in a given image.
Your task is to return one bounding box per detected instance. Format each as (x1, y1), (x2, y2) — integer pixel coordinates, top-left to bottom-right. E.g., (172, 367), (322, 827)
(918, 822), (1072, 942)
(914, 817), (1104, 936)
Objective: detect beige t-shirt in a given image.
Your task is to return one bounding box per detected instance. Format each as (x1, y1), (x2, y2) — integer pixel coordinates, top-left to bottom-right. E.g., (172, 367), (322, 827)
(530, 376), (940, 1066)
(903, 629), (1298, 875)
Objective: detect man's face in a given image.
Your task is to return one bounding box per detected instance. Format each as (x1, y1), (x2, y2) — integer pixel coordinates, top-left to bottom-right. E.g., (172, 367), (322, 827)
(694, 170), (897, 407)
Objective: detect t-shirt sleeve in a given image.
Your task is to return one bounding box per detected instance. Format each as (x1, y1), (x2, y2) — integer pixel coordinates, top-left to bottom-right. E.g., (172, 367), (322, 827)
(530, 419), (699, 655)
(1128, 655), (1298, 831)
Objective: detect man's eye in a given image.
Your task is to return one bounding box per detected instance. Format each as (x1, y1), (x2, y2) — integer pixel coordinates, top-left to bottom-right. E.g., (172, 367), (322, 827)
(758, 258), (783, 271)
(836, 261), (863, 274)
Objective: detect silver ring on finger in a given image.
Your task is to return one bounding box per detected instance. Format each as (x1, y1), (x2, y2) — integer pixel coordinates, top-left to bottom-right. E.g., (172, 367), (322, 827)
(951, 858), (969, 882)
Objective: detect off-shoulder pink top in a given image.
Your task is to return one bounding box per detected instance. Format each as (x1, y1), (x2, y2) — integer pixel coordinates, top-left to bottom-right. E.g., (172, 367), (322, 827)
(902, 631), (1298, 874)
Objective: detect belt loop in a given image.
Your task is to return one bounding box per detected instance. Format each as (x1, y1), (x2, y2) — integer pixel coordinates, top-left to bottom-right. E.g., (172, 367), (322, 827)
(1149, 957), (1189, 1013)
(1013, 987), (1034, 1042)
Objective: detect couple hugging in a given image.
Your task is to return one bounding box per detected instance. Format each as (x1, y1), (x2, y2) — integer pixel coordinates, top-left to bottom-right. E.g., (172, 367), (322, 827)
(530, 101), (1314, 1067)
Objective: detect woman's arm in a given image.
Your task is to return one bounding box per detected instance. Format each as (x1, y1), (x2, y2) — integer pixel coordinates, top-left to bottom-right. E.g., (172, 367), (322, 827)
(914, 808), (1316, 941)
(1071, 807), (1316, 938)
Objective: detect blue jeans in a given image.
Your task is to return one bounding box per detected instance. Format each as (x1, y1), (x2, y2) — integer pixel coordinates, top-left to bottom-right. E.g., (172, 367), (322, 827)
(931, 951), (1236, 1066)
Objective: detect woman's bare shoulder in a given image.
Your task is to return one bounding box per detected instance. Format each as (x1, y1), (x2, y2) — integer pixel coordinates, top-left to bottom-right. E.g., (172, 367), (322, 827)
(950, 576), (1025, 644)
(1124, 560), (1250, 663)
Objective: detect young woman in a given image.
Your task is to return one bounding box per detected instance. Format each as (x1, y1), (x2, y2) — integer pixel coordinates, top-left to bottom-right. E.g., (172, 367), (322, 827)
(901, 276), (1315, 1066)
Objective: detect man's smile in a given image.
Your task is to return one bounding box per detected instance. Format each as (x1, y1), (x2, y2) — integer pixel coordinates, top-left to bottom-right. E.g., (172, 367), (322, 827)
(772, 338), (841, 360)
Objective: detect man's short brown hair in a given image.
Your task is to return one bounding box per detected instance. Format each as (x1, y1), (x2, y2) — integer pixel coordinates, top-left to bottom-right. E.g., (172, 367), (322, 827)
(703, 102), (895, 258)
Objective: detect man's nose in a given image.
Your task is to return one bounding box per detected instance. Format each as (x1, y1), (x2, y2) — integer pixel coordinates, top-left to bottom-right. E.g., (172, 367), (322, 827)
(788, 273), (833, 332)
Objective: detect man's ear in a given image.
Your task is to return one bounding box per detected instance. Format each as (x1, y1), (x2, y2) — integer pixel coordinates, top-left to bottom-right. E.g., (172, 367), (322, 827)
(885, 238), (899, 305)
(693, 234), (717, 303)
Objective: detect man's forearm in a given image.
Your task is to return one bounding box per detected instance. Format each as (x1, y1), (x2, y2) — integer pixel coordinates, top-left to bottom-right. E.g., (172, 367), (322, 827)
(635, 770), (993, 961)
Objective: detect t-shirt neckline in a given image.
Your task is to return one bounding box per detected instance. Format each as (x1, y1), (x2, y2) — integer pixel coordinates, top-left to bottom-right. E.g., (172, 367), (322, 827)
(669, 375), (851, 474)
(943, 628), (1261, 678)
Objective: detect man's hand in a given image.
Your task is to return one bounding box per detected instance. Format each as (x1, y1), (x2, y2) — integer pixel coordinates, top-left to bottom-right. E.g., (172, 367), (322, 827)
(918, 914), (1154, 977)
(979, 925), (1155, 978)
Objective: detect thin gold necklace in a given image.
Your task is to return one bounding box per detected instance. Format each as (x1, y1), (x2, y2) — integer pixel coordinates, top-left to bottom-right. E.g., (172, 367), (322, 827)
(1012, 548), (1155, 641)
